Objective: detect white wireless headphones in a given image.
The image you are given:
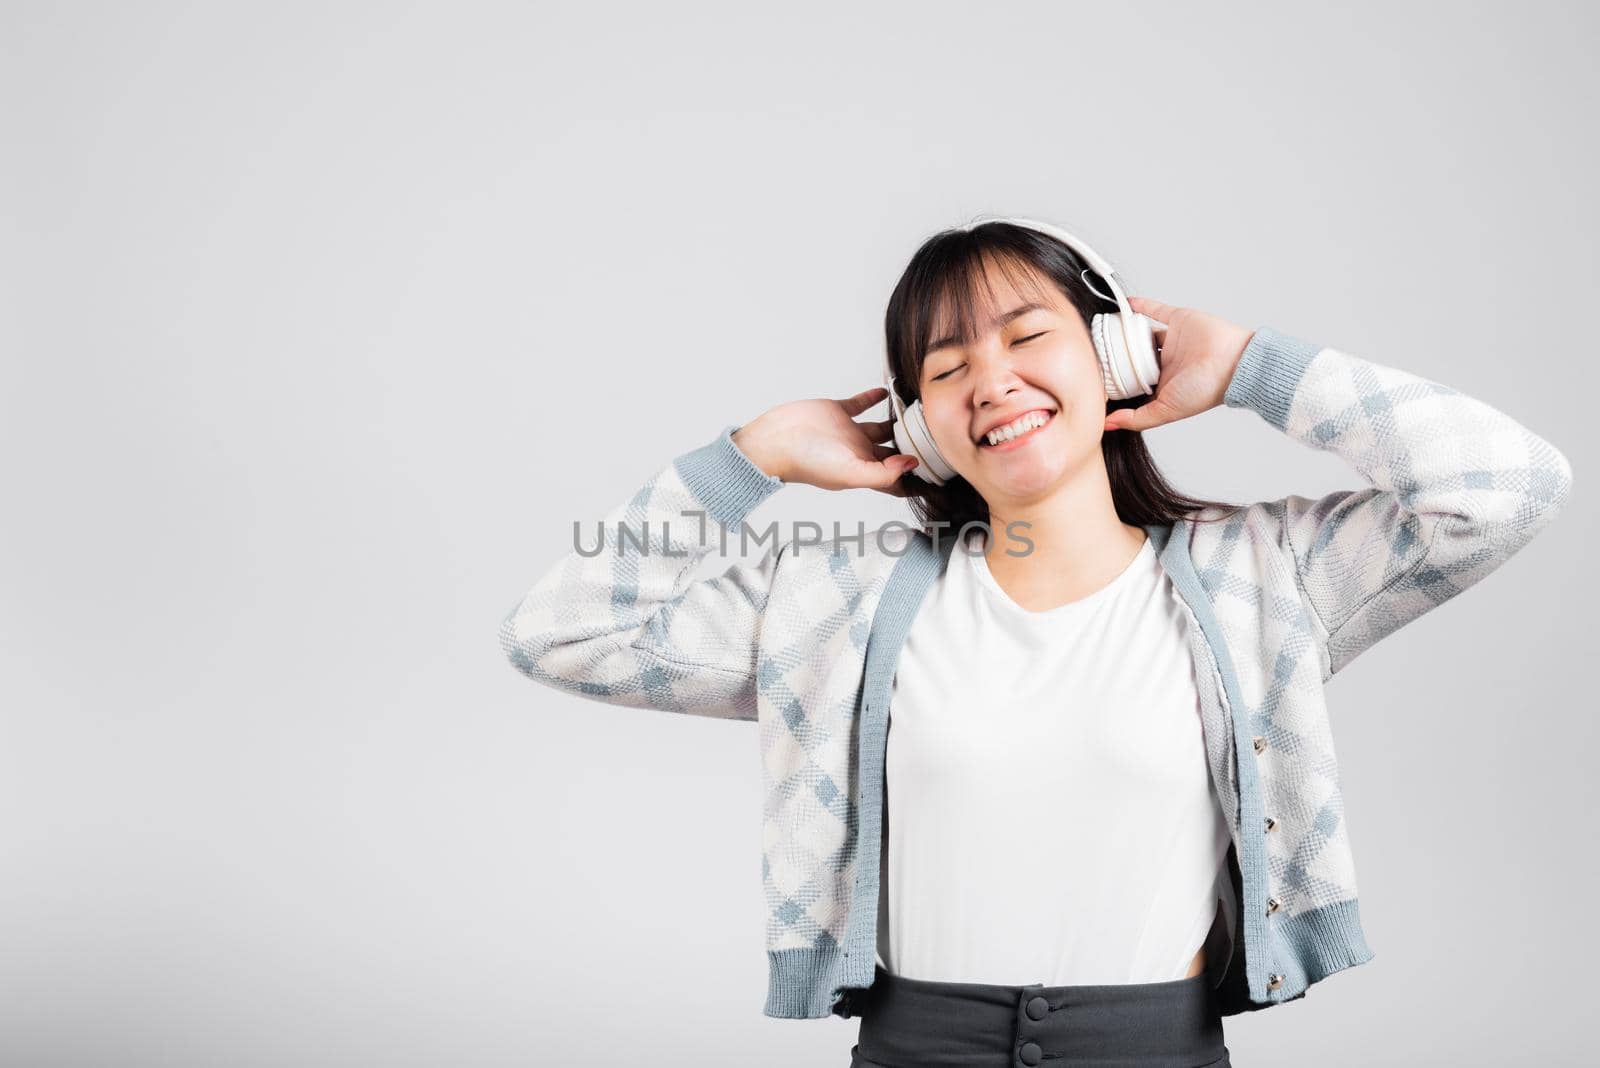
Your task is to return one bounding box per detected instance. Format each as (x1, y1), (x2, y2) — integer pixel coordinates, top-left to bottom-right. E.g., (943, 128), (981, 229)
(885, 214), (1164, 486)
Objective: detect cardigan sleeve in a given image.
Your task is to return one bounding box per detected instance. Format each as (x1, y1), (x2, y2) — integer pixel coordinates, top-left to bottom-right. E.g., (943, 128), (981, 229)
(498, 424), (787, 721)
(1223, 328), (1574, 679)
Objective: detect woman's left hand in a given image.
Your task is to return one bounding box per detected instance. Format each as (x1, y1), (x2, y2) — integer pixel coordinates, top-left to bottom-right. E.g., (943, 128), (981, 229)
(1102, 297), (1256, 434)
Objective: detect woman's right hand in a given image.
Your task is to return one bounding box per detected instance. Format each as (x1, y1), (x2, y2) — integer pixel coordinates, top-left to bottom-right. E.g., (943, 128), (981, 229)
(731, 387), (920, 497)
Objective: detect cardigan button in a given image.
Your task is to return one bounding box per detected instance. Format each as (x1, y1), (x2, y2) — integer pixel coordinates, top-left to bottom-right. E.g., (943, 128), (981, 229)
(1252, 735), (1266, 754)
(1267, 973), (1285, 991)
(1267, 896), (1281, 914)
(1019, 1041), (1043, 1065)
(1264, 816), (1277, 832)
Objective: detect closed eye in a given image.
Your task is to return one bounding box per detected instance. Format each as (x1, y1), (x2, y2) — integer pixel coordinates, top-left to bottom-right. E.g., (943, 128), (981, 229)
(929, 333), (1049, 381)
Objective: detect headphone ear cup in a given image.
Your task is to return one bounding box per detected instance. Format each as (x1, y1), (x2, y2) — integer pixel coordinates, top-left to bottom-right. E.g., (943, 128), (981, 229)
(894, 399), (953, 485)
(891, 413), (921, 476)
(1091, 312), (1162, 401)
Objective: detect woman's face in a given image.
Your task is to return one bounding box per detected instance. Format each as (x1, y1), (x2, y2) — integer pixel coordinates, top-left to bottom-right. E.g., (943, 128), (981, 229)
(917, 256), (1106, 504)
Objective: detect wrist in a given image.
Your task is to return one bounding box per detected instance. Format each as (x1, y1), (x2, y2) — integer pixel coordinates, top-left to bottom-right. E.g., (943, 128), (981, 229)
(731, 422), (788, 482)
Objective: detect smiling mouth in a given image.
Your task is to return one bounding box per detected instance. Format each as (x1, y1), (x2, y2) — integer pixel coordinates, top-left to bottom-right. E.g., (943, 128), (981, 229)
(977, 409), (1056, 449)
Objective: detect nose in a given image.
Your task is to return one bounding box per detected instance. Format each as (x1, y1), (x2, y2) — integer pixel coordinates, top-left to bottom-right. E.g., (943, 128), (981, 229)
(971, 361), (1024, 410)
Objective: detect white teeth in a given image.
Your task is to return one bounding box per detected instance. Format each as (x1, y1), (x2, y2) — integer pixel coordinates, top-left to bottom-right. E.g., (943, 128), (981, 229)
(984, 410), (1050, 445)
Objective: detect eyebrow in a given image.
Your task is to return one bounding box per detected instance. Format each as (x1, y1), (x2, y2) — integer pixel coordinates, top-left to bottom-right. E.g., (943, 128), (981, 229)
(926, 302), (1050, 356)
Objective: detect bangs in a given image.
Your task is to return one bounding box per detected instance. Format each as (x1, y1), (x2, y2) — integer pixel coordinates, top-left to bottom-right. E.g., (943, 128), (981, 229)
(912, 247), (1057, 382)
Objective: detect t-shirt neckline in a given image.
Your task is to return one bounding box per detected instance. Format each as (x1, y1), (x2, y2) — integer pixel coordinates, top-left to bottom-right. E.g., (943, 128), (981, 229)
(966, 531), (1153, 619)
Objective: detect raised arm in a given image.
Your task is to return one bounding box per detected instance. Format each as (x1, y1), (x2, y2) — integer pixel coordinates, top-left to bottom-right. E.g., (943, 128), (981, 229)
(498, 424), (787, 721)
(1223, 327), (1574, 678)
(500, 384), (919, 718)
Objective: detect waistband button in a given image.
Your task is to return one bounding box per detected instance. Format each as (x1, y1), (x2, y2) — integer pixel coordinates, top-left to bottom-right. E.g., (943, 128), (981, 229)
(1019, 1040), (1042, 1066)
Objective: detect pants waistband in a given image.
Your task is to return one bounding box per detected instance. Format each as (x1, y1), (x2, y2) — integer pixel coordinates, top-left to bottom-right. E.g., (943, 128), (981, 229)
(850, 963), (1229, 1068)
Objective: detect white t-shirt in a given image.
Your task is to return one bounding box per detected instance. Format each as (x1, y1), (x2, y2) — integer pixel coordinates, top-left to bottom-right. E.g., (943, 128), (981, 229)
(875, 526), (1233, 986)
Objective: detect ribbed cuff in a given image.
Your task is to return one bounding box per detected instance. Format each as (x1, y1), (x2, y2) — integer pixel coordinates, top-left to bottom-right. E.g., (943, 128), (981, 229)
(1222, 327), (1323, 431)
(1266, 897), (1375, 996)
(672, 424), (785, 529)
(763, 945), (845, 1019)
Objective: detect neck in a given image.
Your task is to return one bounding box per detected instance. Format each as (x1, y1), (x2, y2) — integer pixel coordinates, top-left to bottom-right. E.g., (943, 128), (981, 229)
(978, 456), (1148, 613)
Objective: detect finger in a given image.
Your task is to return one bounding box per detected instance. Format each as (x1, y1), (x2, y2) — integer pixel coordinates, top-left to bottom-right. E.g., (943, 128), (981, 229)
(1128, 296), (1179, 325)
(859, 455), (918, 490)
(840, 387), (889, 417)
(1104, 398), (1172, 434)
(873, 448), (923, 482)
(859, 417), (895, 443)
(872, 466), (915, 497)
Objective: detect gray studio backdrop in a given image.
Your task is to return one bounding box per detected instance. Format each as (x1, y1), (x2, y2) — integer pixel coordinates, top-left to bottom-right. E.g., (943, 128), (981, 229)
(3, 2), (1595, 1065)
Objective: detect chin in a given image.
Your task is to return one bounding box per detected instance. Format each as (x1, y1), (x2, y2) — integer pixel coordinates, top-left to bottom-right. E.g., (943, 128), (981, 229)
(992, 476), (1056, 502)
(981, 461), (1065, 499)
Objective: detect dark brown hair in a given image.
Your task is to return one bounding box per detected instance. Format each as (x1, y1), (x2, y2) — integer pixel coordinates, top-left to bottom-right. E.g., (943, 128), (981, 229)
(883, 220), (1243, 534)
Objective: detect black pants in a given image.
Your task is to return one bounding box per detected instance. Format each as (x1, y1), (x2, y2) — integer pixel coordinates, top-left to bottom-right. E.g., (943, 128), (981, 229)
(848, 963), (1231, 1068)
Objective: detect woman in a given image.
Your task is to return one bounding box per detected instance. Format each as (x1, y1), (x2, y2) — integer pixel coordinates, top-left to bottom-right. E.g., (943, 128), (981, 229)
(500, 218), (1573, 1066)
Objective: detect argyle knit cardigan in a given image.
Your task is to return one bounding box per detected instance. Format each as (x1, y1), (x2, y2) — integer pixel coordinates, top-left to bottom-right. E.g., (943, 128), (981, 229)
(499, 327), (1573, 1019)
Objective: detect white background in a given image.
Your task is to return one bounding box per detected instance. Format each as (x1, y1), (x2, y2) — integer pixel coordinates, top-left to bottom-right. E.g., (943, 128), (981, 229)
(3, 2), (1595, 1064)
